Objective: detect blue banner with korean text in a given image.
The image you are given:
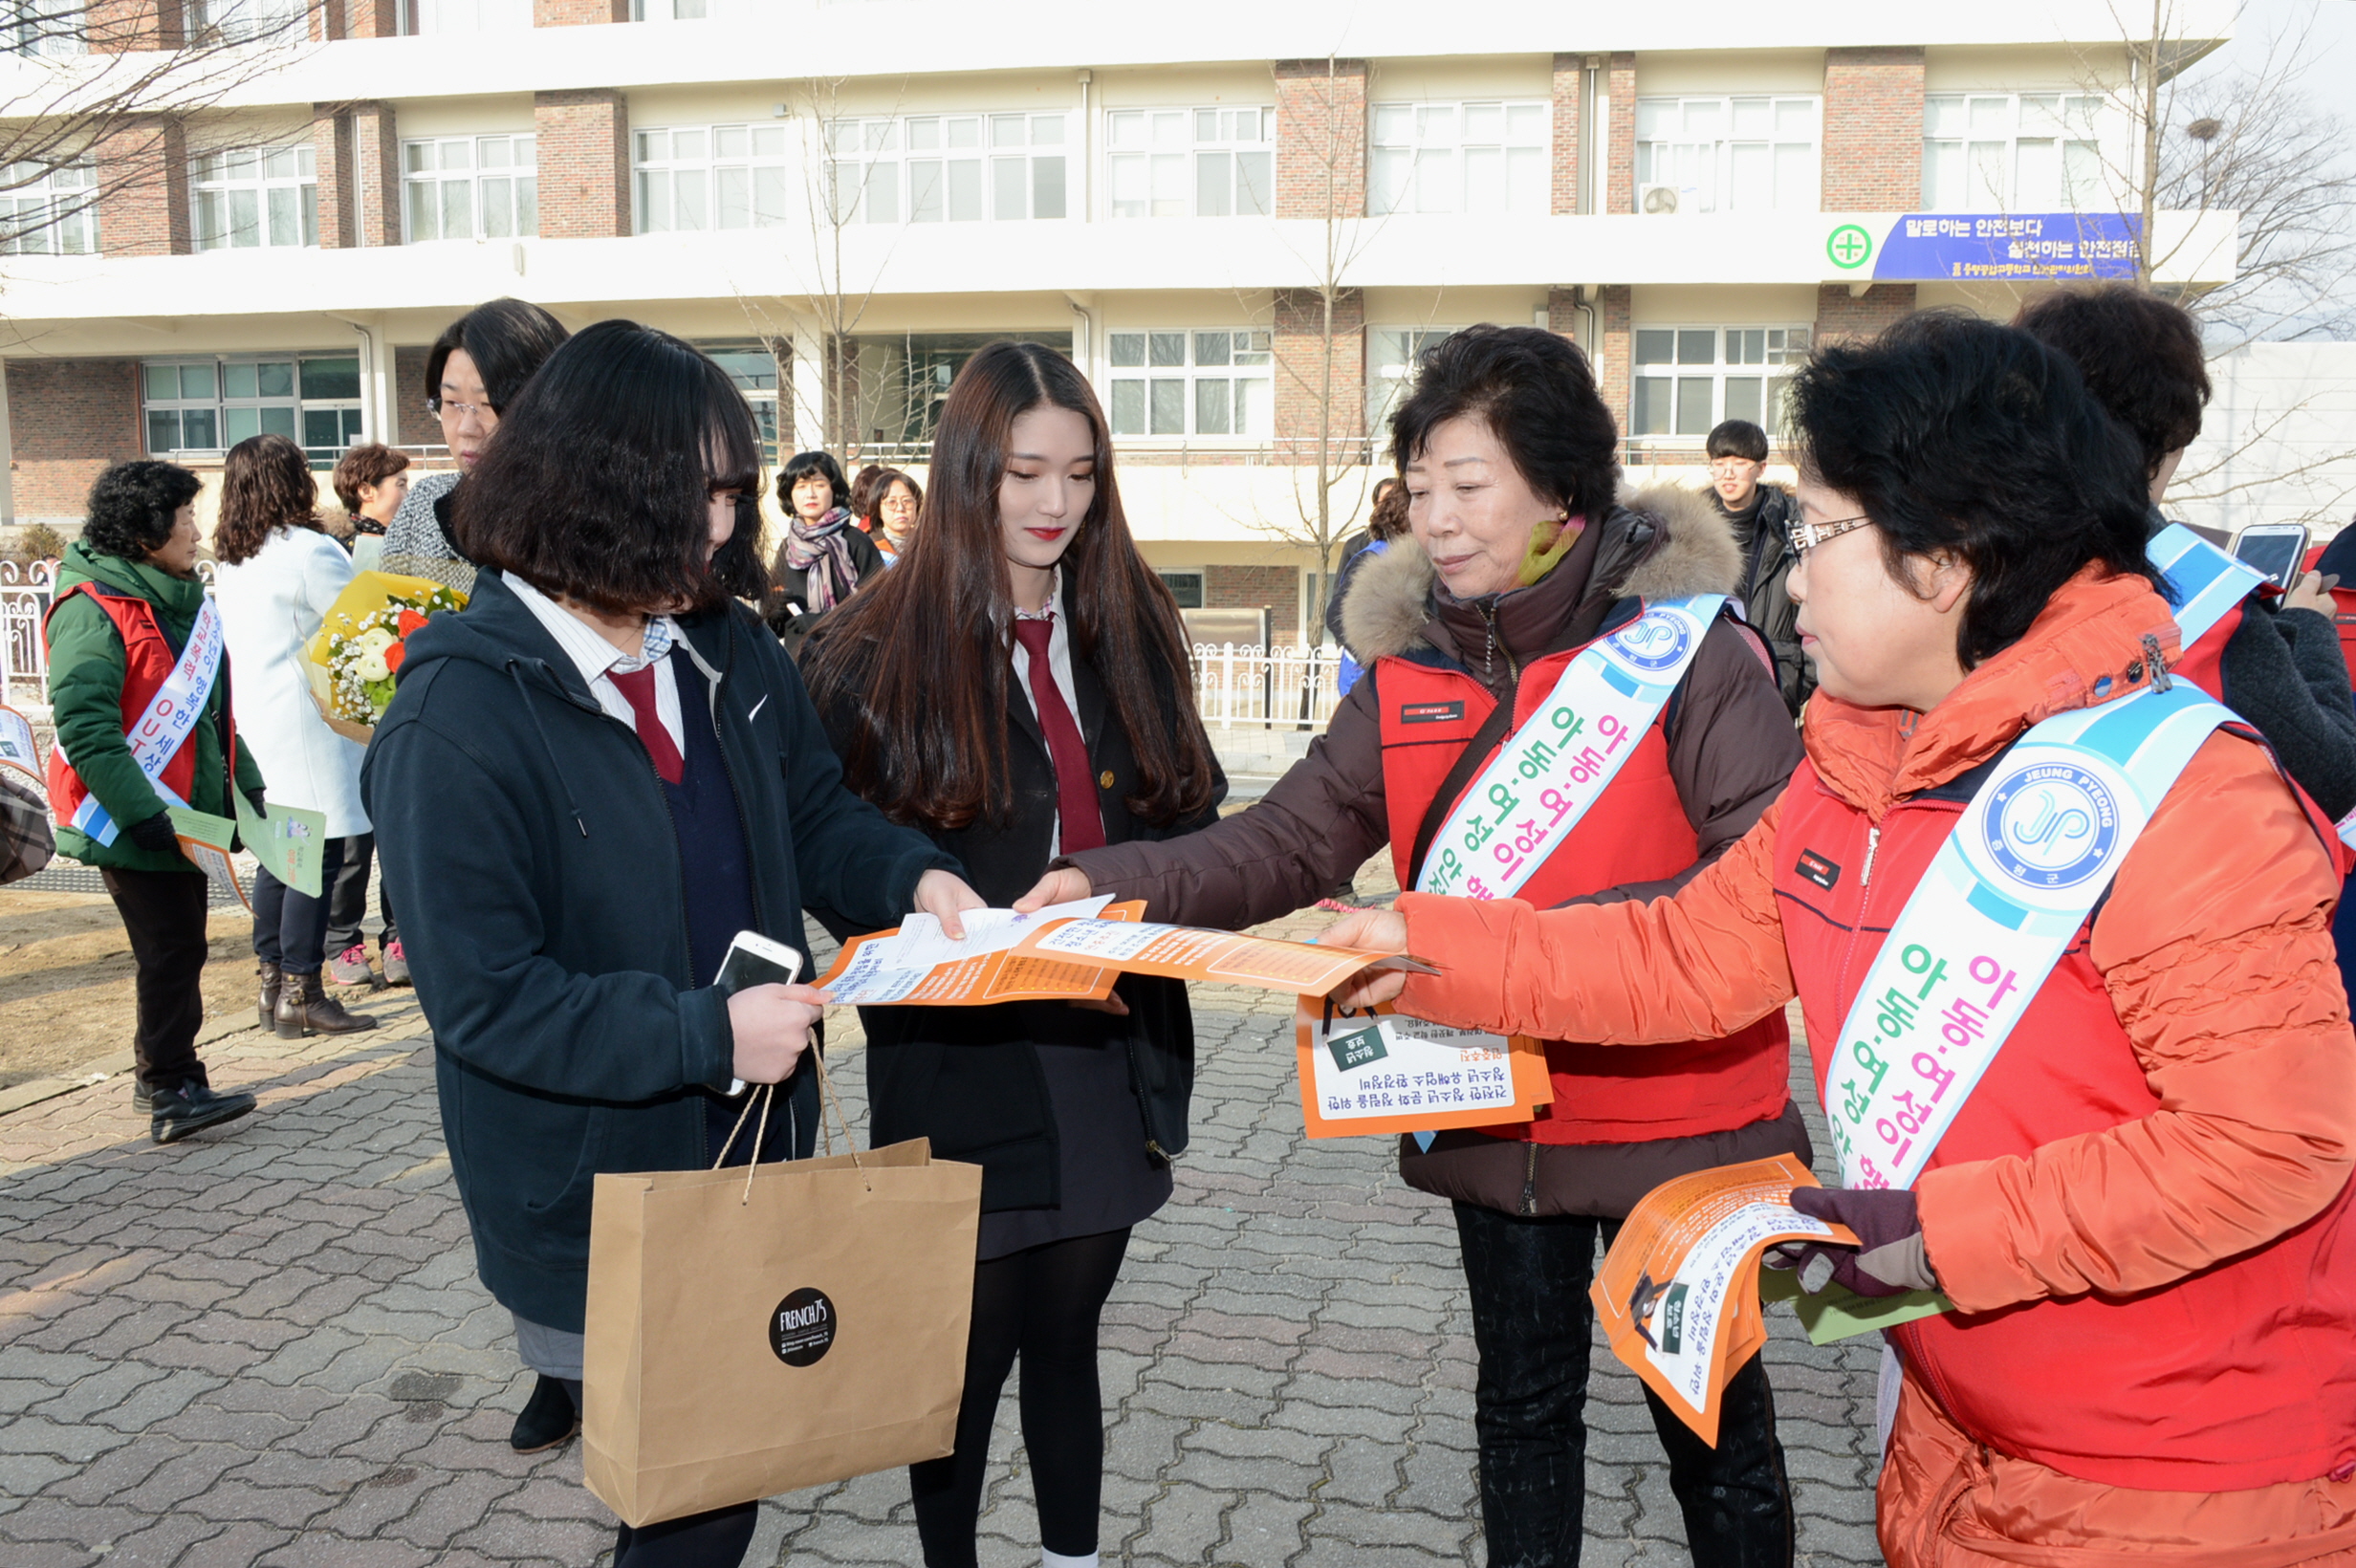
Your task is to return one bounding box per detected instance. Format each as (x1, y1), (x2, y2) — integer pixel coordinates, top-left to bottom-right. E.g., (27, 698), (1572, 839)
(1862, 212), (2143, 283)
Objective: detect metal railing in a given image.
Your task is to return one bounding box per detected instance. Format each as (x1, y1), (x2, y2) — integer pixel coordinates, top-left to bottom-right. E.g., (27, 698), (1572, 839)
(0, 560), (56, 712)
(1189, 642), (1347, 731)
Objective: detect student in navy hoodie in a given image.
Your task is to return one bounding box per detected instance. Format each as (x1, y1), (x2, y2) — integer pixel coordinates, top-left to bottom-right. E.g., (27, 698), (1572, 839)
(362, 320), (981, 1568)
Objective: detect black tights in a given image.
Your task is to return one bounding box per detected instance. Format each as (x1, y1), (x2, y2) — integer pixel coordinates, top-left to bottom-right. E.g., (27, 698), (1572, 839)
(911, 1228), (1132, 1568)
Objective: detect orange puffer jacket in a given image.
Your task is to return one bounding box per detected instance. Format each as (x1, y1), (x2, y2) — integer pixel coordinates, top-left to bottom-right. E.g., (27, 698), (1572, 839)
(1389, 568), (2356, 1561)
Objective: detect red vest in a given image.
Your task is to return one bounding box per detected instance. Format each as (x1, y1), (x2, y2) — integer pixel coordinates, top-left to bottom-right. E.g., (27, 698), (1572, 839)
(1375, 626), (1790, 1146)
(1775, 754), (2356, 1490)
(42, 583), (221, 827)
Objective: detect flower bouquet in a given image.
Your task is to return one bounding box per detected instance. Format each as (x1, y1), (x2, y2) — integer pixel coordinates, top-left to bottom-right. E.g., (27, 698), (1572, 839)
(304, 571), (468, 742)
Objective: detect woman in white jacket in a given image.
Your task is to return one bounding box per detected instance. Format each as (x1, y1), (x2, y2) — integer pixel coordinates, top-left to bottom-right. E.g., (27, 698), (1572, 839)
(210, 435), (379, 1039)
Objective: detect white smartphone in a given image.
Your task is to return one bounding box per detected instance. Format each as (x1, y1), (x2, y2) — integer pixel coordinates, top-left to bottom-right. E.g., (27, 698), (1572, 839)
(715, 930), (805, 1097)
(2233, 522), (2311, 593)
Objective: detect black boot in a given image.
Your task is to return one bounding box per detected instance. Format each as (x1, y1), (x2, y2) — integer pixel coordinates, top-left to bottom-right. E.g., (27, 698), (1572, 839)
(257, 961), (283, 1029)
(149, 1082), (257, 1144)
(510, 1374), (579, 1453)
(274, 970), (379, 1039)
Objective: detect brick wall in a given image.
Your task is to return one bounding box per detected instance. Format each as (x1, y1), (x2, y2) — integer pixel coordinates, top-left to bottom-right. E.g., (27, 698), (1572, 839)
(533, 90), (629, 239)
(312, 107), (355, 249)
(338, 0), (398, 35)
(1822, 47), (1925, 208)
(1550, 54), (1583, 215)
(392, 345), (431, 446)
(349, 101), (401, 247)
(1206, 564), (1302, 644)
(1274, 58), (1366, 221)
(86, 0), (181, 51)
(1595, 284), (1633, 440)
(95, 119), (189, 257)
(1606, 53), (1636, 215)
(1815, 282), (1918, 342)
(4, 359), (142, 525)
(534, 0), (624, 23)
(1273, 287), (1364, 463)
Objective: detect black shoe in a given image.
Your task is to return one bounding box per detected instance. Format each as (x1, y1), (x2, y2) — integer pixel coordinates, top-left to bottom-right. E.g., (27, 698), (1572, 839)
(149, 1082), (257, 1144)
(510, 1374), (579, 1453)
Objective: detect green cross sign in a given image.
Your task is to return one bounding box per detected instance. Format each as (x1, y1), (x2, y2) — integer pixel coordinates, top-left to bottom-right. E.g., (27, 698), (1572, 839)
(1827, 223), (1875, 271)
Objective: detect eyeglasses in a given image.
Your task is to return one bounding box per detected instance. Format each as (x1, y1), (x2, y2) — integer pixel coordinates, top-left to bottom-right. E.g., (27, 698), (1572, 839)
(426, 397), (494, 422)
(1785, 513), (1874, 558)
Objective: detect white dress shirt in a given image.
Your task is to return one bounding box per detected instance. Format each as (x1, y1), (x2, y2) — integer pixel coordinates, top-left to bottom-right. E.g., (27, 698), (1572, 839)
(1009, 570), (1084, 858)
(506, 572), (686, 755)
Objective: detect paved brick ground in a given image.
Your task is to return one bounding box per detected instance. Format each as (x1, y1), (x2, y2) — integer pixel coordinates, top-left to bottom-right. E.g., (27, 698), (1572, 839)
(0, 953), (1886, 1566)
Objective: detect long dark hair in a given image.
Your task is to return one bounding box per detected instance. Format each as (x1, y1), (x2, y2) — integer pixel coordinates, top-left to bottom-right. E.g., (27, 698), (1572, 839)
(451, 320), (766, 613)
(805, 340), (1217, 833)
(214, 434), (321, 566)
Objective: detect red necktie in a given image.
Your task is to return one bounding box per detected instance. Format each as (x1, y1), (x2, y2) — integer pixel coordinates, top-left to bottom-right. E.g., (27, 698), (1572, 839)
(609, 663), (685, 786)
(1012, 618), (1104, 852)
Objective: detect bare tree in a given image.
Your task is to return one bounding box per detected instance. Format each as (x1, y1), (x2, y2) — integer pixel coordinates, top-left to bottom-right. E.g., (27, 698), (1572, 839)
(0, 0), (323, 259)
(1253, 56), (1384, 653)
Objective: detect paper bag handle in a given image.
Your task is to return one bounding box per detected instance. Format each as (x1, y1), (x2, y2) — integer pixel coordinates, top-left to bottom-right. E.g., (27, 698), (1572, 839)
(709, 1045), (870, 1205)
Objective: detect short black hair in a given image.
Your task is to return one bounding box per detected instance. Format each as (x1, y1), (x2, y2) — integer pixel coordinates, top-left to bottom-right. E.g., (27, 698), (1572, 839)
(778, 449), (848, 512)
(83, 460), (202, 560)
(425, 296), (571, 414)
(1786, 310), (2155, 669)
(1389, 324), (1619, 528)
(450, 320), (767, 615)
(2012, 285), (2208, 480)
(1707, 420), (1769, 463)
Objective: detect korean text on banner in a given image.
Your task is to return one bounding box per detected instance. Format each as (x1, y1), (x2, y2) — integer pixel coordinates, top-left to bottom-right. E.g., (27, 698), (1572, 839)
(1591, 1156), (1853, 1445)
(1293, 1001), (1552, 1139)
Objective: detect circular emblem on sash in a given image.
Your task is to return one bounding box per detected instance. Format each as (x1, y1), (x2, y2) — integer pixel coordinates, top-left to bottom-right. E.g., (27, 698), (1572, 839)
(1604, 611), (1691, 673)
(1981, 762), (2121, 890)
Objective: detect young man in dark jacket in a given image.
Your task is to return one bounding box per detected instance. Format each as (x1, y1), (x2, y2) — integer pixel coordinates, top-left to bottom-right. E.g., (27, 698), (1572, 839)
(1706, 418), (1809, 716)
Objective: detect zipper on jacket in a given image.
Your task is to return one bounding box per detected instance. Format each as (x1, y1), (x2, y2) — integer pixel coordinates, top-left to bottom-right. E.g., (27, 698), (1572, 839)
(1518, 1139), (1539, 1216)
(1476, 600), (1521, 689)
(1828, 821), (1884, 1006)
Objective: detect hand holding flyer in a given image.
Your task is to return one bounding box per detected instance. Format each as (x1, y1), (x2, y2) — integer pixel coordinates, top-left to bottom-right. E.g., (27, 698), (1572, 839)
(1590, 1156), (1855, 1445)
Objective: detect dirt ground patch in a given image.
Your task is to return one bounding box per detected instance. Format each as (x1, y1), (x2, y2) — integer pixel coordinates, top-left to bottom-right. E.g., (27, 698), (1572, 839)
(0, 887), (262, 1089)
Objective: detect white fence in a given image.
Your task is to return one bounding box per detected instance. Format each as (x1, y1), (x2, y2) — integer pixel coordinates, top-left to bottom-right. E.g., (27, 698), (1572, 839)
(0, 561), (55, 714)
(1189, 642), (1347, 731)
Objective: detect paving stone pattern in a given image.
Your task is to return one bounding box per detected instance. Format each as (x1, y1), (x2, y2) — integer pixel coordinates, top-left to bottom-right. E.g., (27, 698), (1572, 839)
(0, 956), (1886, 1565)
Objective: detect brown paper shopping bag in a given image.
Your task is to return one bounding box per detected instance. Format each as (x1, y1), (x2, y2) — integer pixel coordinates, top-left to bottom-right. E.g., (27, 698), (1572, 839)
(580, 1074), (982, 1527)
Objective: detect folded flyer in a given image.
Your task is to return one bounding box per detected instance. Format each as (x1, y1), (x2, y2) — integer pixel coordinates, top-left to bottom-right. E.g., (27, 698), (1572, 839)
(1292, 1000), (1554, 1138)
(816, 898), (1437, 1007)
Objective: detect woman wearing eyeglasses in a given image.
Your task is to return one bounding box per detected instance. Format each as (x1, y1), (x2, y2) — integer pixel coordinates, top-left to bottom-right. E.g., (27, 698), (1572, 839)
(381, 297), (571, 595)
(1018, 324), (1808, 1567)
(1321, 313), (2356, 1568)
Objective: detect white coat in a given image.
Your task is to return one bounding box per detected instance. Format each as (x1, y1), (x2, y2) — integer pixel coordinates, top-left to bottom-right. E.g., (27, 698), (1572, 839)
(213, 526), (370, 837)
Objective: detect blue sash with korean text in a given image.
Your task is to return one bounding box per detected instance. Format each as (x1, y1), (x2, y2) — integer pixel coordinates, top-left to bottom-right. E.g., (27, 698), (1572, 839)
(1415, 595), (1725, 901)
(1820, 682), (2230, 1190)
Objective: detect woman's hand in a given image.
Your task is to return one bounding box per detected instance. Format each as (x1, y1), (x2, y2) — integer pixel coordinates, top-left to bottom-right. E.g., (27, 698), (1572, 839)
(2281, 570), (2339, 618)
(1319, 908), (1412, 1010)
(728, 981), (829, 1084)
(1014, 866), (1093, 913)
(913, 868), (986, 940)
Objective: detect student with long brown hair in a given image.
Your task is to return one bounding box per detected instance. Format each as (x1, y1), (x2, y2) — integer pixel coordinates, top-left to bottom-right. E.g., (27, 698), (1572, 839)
(803, 340), (1224, 1568)
(211, 433), (379, 1039)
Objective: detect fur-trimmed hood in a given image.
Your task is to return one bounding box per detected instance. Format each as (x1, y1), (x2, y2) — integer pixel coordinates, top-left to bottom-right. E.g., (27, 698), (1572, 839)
(1340, 481), (1746, 664)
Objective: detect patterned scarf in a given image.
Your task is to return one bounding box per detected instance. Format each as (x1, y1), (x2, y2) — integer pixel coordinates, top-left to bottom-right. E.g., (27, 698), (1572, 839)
(782, 505), (860, 613)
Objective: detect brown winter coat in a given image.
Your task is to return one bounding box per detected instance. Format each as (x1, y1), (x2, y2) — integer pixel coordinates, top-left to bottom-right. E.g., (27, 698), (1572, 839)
(1062, 483), (1809, 1214)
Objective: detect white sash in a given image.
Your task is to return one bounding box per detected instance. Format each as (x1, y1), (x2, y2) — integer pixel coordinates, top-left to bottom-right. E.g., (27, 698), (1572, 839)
(1821, 683), (2231, 1189)
(1416, 595), (1726, 901)
(62, 596), (225, 846)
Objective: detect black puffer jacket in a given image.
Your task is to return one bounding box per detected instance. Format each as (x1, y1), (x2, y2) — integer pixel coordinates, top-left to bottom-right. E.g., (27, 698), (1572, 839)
(1716, 482), (1809, 716)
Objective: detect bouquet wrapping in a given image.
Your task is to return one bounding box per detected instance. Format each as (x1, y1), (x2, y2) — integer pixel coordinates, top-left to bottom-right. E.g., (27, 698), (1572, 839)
(304, 571), (468, 740)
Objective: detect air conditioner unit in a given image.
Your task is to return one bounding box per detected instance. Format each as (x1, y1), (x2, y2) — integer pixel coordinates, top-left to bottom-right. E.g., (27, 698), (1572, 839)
(1640, 183), (1681, 215)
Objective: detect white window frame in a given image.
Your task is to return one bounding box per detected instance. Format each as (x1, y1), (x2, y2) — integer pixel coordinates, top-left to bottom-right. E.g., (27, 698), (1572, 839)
(142, 355), (366, 460)
(1104, 329), (1273, 442)
(1629, 325), (1811, 443)
(635, 124), (793, 232)
(192, 143), (317, 251)
(1368, 100), (1548, 217)
(1104, 105), (1274, 219)
(1922, 92), (2112, 212)
(402, 134), (537, 243)
(0, 160), (98, 255)
(400, 0), (529, 33)
(1633, 95), (1820, 215)
(824, 111), (1069, 226)
(1367, 327), (1459, 433)
(6, 0), (83, 57)
(631, 0), (758, 17)
(698, 340), (781, 460)
(192, 0), (302, 42)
